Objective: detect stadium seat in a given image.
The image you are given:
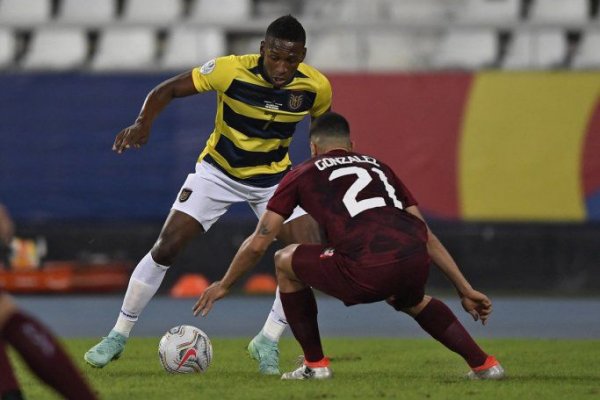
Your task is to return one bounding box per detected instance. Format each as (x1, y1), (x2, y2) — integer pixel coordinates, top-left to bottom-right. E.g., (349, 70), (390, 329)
(302, 0), (379, 22)
(229, 34), (263, 55)
(366, 31), (439, 71)
(123, 0), (183, 24)
(0, 29), (16, 68)
(91, 28), (156, 71)
(572, 30), (600, 69)
(304, 31), (361, 71)
(255, 0), (300, 18)
(58, 0), (116, 24)
(188, 0), (252, 22)
(529, 0), (589, 23)
(21, 28), (88, 70)
(456, 0), (521, 24)
(432, 29), (498, 69)
(502, 30), (566, 69)
(0, 0), (52, 25)
(383, 0), (458, 23)
(161, 27), (226, 70)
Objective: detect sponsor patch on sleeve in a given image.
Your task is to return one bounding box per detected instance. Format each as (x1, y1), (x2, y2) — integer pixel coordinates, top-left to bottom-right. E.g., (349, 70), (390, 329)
(200, 59), (216, 75)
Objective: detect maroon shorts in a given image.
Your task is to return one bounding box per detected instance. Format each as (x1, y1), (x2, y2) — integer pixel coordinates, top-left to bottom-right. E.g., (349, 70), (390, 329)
(292, 244), (430, 308)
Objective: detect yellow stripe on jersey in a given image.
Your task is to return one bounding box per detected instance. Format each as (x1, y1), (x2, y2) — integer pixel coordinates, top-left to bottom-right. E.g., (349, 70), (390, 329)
(220, 124), (293, 153)
(199, 146), (292, 180)
(192, 54), (332, 187)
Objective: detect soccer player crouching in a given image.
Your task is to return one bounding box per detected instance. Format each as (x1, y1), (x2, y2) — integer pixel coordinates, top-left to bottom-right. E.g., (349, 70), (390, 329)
(193, 112), (505, 380)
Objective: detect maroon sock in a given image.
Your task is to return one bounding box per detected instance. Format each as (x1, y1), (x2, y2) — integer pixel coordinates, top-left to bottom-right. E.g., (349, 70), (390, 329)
(414, 298), (487, 368)
(1, 312), (96, 400)
(279, 287), (324, 363)
(0, 341), (23, 400)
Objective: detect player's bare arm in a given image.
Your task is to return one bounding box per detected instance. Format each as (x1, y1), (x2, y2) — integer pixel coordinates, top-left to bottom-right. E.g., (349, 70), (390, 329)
(193, 211), (285, 317)
(113, 71), (198, 154)
(406, 205), (493, 325)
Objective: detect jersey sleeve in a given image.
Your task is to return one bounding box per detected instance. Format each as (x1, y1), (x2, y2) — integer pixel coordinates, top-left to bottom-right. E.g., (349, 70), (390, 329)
(266, 168), (302, 219)
(191, 55), (236, 93)
(310, 74), (332, 118)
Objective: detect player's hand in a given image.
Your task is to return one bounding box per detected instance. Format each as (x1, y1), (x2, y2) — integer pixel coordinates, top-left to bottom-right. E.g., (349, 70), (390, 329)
(460, 289), (492, 325)
(112, 122), (151, 154)
(193, 281), (229, 317)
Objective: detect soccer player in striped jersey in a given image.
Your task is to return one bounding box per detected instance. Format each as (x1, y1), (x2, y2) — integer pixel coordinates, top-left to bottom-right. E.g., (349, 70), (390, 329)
(84, 15), (331, 375)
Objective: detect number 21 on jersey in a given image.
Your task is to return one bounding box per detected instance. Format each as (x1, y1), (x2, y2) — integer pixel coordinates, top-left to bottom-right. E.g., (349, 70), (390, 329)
(328, 166), (404, 217)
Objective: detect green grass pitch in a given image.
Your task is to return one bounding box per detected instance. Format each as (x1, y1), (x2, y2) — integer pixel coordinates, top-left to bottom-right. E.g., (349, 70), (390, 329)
(10, 338), (600, 399)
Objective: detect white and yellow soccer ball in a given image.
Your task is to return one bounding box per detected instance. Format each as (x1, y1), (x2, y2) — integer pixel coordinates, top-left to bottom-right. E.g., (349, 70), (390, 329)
(158, 325), (212, 374)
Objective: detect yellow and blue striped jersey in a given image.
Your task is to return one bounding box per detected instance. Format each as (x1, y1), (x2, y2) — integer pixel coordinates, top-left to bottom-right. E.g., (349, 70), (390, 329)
(192, 54), (332, 187)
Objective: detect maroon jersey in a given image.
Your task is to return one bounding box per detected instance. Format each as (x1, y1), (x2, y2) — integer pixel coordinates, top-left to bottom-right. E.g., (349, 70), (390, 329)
(267, 149), (428, 264)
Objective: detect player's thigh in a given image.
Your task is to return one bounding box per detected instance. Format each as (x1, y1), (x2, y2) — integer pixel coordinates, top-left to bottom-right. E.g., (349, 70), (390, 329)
(171, 162), (247, 231)
(384, 252), (431, 310)
(291, 245), (357, 303)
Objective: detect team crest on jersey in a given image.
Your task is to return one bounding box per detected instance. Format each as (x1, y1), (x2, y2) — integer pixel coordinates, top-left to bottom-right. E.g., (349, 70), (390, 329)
(200, 59), (216, 75)
(288, 92), (304, 111)
(179, 188), (193, 202)
(320, 248), (335, 259)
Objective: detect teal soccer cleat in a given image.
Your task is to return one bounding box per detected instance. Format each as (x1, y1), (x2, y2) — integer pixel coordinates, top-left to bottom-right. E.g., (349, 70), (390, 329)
(247, 332), (280, 375)
(84, 330), (127, 368)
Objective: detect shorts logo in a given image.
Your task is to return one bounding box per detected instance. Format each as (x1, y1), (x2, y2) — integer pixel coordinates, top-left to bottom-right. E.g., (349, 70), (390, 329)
(179, 188), (193, 202)
(320, 248), (335, 259)
(200, 59), (216, 75)
(288, 92), (304, 111)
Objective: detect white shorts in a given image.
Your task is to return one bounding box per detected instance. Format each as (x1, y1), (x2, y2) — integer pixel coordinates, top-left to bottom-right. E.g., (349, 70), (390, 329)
(171, 162), (306, 231)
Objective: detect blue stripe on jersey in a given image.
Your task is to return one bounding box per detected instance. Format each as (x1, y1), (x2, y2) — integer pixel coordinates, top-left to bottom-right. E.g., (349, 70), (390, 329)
(225, 79), (316, 113)
(214, 134), (288, 168)
(223, 102), (297, 140)
(203, 154), (288, 188)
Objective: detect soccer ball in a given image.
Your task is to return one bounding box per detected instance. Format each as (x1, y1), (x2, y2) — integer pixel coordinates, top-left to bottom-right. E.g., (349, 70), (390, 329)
(158, 325), (213, 374)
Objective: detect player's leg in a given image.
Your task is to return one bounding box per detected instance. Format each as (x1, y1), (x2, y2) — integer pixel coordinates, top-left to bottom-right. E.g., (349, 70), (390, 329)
(86, 162), (233, 368)
(261, 215), (321, 342)
(391, 294), (504, 379)
(246, 202), (320, 373)
(0, 293), (97, 399)
(115, 210), (202, 336)
(85, 210), (202, 368)
(275, 244), (332, 380)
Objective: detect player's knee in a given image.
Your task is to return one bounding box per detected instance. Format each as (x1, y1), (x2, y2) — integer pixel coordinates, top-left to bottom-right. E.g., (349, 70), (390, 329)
(151, 234), (185, 265)
(274, 249), (289, 273)
(274, 245), (297, 277)
(387, 294), (431, 316)
(400, 295), (432, 317)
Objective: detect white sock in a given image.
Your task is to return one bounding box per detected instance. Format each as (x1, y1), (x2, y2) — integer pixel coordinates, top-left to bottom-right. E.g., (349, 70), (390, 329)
(113, 253), (168, 337)
(260, 287), (288, 342)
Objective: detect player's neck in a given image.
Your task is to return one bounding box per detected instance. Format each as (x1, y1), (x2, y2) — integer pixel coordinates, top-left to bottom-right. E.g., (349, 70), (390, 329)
(321, 147), (350, 154)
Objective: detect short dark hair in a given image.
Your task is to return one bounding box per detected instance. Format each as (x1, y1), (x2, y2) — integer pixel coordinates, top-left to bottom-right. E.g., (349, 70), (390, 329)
(265, 15), (306, 44)
(309, 112), (350, 139)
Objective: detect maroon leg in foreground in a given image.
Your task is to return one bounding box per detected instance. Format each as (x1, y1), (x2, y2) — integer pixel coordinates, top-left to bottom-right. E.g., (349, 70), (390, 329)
(1, 312), (97, 400)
